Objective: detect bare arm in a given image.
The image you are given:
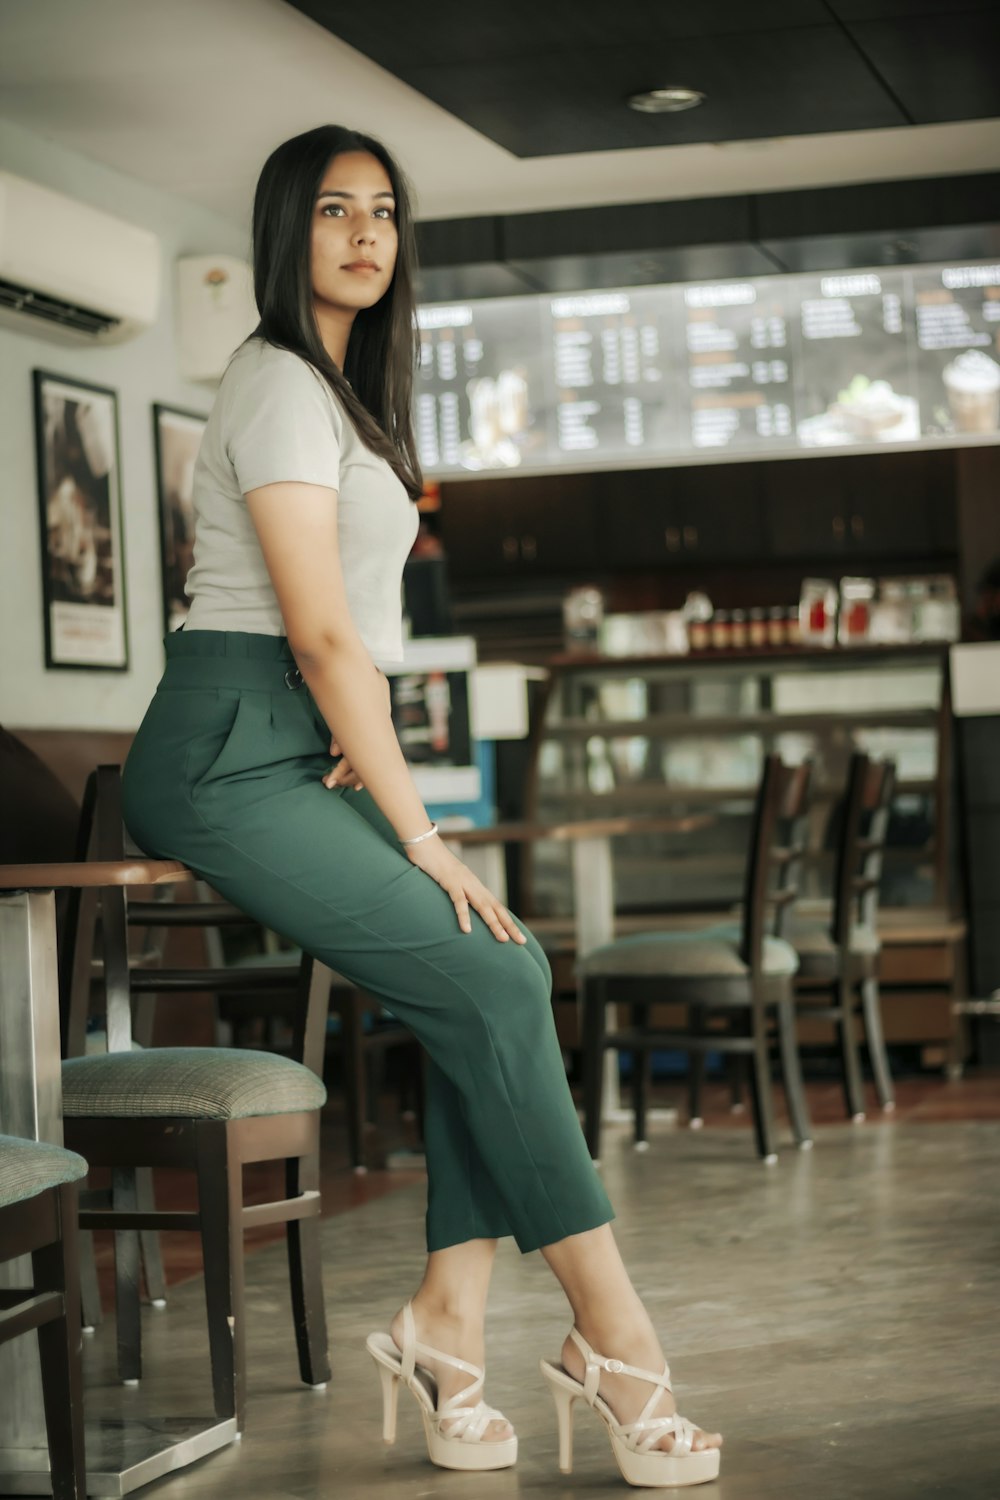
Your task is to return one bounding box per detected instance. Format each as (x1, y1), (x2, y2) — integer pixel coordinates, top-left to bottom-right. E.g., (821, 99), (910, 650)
(244, 479), (527, 944)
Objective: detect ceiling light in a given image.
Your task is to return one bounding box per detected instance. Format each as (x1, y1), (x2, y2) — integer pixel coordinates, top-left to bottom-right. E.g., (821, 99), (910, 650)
(627, 87), (706, 114)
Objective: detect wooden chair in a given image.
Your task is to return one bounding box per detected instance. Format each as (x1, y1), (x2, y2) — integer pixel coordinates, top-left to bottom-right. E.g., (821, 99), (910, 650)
(790, 752), (897, 1121)
(57, 764), (333, 1432)
(0, 1135), (89, 1499)
(578, 755), (814, 1163)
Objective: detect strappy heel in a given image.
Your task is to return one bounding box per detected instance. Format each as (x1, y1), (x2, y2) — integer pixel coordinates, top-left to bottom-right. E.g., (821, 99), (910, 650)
(366, 1301), (517, 1472)
(539, 1327), (720, 1487)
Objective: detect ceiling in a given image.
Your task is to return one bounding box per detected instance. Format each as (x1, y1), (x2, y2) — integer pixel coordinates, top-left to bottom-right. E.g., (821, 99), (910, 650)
(291, 0), (1000, 158)
(0, 0), (999, 230)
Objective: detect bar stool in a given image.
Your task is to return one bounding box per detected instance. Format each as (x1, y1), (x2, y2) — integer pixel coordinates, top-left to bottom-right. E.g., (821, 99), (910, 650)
(0, 1135), (89, 1499)
(790, 752), (897, 1120)
(9, 765), (333, 1432)
(578, 755), (814, 1163)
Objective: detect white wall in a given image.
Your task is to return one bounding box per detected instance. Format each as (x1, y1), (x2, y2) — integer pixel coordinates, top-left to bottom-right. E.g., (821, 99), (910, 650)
(0, 117), (249, 731)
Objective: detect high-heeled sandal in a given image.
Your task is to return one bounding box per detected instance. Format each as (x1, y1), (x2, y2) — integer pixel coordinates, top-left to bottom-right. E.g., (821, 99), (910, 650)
(366, 1301), (518, 1472)
(539, 1327), (721, 1488)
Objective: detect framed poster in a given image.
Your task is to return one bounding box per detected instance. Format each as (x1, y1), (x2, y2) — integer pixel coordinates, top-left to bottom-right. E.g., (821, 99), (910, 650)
(153, 403), (207, 634)
(33, 369), (128, 670)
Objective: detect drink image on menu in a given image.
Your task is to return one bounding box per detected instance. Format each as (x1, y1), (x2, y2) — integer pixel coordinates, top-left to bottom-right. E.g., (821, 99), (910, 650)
(942, 351), (1000, 433)
(795, 271), (918, 446)
(462, 367), (531, 469)
(914, 263), (1000, 436)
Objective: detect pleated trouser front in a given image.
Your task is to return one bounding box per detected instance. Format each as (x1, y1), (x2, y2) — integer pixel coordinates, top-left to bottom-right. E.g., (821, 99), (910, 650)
(120, 629), (615, 1254)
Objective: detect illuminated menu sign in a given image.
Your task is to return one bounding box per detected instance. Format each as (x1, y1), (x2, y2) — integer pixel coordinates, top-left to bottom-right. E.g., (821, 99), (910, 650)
(414, 257), (1000, 477)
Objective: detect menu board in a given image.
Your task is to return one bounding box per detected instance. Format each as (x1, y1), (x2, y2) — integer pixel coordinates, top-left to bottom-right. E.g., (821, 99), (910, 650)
(912, 263), (1000, 438)
(414, 257), (1000, 478)
(681, 280), (793, 451)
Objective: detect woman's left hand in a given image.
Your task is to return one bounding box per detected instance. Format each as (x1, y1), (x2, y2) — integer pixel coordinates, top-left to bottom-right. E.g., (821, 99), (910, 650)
(323, 740), (363, 789)
(321, 667), (391, 791)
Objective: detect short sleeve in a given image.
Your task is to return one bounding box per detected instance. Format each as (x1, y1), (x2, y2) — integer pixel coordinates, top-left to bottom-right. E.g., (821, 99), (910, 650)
(223, 345), (342, 496)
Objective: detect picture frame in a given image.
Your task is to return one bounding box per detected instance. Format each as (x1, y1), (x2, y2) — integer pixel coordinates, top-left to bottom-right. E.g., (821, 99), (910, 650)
(152, 403), (208, 635)
(33, 369), (129, 671)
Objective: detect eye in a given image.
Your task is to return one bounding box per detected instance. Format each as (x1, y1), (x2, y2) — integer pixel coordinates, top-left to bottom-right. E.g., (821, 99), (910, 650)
(374, 206), (395, 219)
(321, 203), (346, 216)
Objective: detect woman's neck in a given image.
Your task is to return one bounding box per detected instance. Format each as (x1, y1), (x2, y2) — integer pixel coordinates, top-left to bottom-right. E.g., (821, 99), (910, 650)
(314, 300), (355, 370)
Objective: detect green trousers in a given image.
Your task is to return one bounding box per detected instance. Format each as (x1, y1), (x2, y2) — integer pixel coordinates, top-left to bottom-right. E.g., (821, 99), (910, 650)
(121, 629), (614, 1254)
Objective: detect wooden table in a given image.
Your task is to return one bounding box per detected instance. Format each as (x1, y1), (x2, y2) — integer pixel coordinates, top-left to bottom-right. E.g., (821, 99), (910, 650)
(0, 860), (238, 1498)
(442, 813), (713, 1117)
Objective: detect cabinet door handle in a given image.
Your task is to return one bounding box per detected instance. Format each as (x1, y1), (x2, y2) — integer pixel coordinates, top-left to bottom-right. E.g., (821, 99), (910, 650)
(682, 525), (698, 549)
(832, 515), (846, 540)
(850, 514), (864, 540)
(664, 527), (681, 552)
(520, 534), (537, 560)
(502, 535), (519, 560)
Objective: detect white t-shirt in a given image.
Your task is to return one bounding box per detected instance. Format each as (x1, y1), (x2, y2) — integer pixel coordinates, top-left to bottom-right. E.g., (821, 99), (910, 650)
(183, 338), (420, 667)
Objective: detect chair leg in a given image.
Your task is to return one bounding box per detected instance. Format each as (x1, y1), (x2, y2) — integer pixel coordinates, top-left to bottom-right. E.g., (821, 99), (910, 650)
(580, 977), (606, 1160)
(836, 978), (867, 1122)
(727, 1053), (747, 1113)
(136, 1167), (167, 1306)
(747, 995), (778, 1162)
(77, 1229), (103, 1329)
(630, 1002), (649, 1145)
(195, 1125), (247, 1430)
(860, 976), (895, 1112)
(687, 1010), (706, 1127)
(285, 1152), (331, 1388)
(776, 996), (813, 1147)
(339, 995), (367, 1172)
(34, 1186), (87, 1500)
(112, 1168), (142, 1384)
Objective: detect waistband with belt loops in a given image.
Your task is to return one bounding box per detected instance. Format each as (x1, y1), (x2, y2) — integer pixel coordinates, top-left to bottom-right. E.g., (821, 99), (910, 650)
(160, 629), (305, 691)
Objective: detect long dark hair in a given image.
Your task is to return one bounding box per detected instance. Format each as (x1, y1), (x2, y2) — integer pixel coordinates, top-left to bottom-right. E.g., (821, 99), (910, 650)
(249, 124), (422, 500)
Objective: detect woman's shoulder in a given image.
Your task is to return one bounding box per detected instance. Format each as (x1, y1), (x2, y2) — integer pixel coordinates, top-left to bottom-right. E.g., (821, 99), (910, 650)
(222, 338), (338, 403)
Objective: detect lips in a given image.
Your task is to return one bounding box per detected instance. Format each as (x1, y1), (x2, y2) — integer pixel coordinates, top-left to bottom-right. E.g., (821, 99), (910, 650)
(342, 261), (380, 272)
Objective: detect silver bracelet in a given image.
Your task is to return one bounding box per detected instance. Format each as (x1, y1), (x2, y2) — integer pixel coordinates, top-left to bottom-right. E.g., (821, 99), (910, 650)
(400, 821), (439, 846)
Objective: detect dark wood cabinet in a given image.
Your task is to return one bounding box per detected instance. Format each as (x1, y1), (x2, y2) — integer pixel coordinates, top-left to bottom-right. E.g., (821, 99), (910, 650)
(763, 450), (956, 561)
(440, 450), (958, 581)
(439, 474), (599, 578)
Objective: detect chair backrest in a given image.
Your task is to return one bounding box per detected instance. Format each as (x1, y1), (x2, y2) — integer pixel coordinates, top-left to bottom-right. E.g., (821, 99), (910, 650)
(740, 754), (812, 973)
(831, 751), (896, 948)
(64, 764), (332, 1077)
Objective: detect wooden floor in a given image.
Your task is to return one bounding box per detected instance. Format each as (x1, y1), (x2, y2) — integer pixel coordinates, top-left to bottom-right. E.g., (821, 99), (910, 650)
(73, 1069), (1000, 1499)
(89, 1067), (1000, 1298)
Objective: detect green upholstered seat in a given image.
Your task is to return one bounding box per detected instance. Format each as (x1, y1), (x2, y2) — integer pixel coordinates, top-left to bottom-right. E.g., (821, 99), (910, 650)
(0, 1134), (89, 1210)
(61, 1047), (327, 1121)
(787, 920), (880, 980)
(575, 922), (799, 981)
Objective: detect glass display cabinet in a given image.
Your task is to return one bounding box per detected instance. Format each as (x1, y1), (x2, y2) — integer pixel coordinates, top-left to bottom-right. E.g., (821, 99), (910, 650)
(521, 645), (954, 924)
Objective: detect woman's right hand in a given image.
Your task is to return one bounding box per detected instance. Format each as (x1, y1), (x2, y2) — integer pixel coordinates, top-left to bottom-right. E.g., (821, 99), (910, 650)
(404, 834), (527, 945)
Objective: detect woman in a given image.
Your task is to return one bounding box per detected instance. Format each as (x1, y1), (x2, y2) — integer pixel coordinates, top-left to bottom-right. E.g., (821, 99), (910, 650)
(121, 125), (721, 1488)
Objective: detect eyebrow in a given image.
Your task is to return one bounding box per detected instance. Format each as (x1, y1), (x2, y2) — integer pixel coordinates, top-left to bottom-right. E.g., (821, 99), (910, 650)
(317, 189), (395, 200)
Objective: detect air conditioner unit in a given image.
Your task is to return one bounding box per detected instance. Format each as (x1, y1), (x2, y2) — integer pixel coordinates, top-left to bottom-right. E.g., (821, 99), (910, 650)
(176, 255), (258, 382)
(0, 171), (160, 343)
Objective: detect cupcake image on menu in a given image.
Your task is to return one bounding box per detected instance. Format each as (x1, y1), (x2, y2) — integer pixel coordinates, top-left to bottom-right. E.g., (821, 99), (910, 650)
(942, 350), (1000, 433)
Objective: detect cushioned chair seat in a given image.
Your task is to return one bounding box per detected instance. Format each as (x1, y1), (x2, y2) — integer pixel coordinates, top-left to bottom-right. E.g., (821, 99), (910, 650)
(789, 921), (880, 979)
(575, 922), (799, 980)
(0, 1134), (89, 1209)
(62, 1047), (327, 1120)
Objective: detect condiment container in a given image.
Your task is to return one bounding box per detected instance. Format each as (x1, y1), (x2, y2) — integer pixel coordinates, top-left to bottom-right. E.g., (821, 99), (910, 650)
(838, 577), (875, 646)
(767, 606), (786, 647)
(748, 608), (768, 648)
(710, 610), (731, 650)
(798, 579), (838, 647)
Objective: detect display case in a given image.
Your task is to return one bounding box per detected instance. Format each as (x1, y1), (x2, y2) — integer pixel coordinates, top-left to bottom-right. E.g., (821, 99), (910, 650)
(521, 645), (955, 924)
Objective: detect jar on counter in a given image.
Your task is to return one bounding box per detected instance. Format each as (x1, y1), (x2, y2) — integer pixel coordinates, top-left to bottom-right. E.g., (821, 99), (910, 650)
(838, 577), (875, 646)
(799, 578), (838, 647)
(748, 607), (768, 648)
(710, 610), (732, 650)
(785, 606), (802, 645)
(688, 617), (711, 651)
(767, 606), (786, 647)
(729, 609), (748, 649)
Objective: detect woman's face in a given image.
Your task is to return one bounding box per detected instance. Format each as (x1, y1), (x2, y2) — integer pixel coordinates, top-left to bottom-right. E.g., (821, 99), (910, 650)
(310, 150), (398, 315)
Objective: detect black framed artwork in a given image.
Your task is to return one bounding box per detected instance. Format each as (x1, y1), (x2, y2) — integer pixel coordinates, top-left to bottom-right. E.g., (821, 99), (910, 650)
(33, 369), (129, 671)
(153, 403), (207, 634)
